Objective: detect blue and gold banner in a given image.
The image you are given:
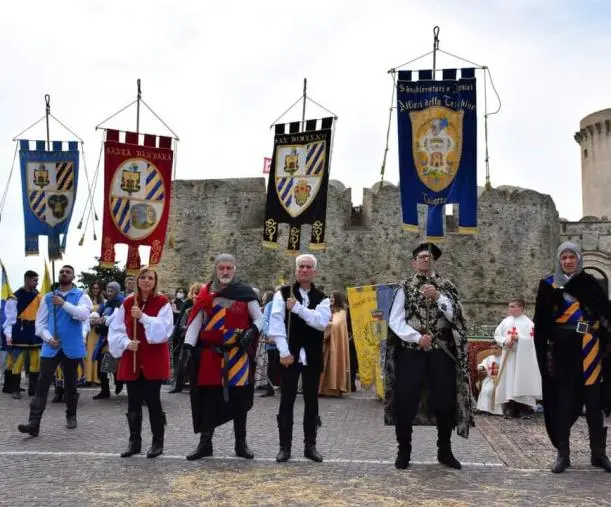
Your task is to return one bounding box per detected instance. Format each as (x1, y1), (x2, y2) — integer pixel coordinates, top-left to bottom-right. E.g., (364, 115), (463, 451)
(19, 140), (79, 260)
(396, 68), (477, 240)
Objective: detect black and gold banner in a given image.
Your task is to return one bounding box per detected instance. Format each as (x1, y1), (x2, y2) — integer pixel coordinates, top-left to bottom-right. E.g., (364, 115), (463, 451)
(262, 117), (334, 253)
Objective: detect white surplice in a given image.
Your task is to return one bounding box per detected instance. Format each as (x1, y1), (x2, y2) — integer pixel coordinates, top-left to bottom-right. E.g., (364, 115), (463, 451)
(476, 354), (503, 415)
(493, 314), (542, 408)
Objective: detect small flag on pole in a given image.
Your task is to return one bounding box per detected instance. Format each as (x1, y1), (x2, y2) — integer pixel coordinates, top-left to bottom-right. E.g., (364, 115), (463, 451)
(263, 157), (272, 174)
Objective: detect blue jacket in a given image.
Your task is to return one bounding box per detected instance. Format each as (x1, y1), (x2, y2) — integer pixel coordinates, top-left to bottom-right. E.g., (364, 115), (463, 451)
(41, 288), (86, 359)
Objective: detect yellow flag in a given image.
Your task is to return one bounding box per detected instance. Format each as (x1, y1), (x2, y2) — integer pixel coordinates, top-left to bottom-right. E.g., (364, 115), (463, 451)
(0, 260), (13, 301)
(40, 261), (52, 295)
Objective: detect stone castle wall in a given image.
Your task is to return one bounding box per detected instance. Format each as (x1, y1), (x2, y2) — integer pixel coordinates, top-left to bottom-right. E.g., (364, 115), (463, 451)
(157, 179), (560, 326)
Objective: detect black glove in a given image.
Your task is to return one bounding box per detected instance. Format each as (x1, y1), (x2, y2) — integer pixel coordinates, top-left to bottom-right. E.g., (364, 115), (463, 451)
(237, 325), (259, 352)
(180, 343), (194, 374)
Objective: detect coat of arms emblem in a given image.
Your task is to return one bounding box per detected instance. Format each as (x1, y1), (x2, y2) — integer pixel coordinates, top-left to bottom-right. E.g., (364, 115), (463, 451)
(409, 106), (463, 192)
(33, 164), (50, 188)
(120, 163), (141, 194)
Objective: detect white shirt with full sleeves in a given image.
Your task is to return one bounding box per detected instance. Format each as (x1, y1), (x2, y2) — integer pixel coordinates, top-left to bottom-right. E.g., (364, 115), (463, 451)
(388, 287), (454, 344)
(108, 302), (174, 359)
(35, 291), (93, 343)
(184, 299), (264, 347)
(268, 288), (332, 364)
(3, 298), (17, 339)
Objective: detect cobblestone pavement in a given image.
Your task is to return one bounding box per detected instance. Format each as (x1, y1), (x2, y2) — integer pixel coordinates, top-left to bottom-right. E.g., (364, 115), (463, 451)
(1, 387), (609, 506)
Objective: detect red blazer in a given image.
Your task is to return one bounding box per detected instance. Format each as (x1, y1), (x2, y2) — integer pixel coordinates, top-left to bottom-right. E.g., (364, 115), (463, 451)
(117, 294), (170, 382)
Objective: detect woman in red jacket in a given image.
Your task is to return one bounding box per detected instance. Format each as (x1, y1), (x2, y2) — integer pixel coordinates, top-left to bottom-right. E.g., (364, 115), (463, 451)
(108, 267), (174, 458)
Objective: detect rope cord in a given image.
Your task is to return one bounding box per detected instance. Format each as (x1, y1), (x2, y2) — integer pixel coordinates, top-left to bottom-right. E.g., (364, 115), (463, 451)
(49, 114), (84, 143)
(269, 95), (303, 128)
(140, 99), (180, 140)
(0, 142), (19, 220)
(380, 72), (397, 182)
(79, 141), (98, 221)
(12, 116), (46, 141)
(95, 99), (138, 131)
(77, 139), (104, 227)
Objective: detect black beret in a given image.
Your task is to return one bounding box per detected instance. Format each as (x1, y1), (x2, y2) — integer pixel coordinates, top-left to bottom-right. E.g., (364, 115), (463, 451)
(412, 242), (442, 260)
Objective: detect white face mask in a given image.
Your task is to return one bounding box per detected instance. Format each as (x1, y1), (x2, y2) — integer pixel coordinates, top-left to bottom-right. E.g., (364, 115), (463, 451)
(176, 292), (185, 299)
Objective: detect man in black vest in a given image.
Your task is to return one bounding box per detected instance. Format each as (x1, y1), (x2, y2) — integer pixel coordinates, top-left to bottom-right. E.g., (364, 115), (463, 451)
(268, 254), (331, 463)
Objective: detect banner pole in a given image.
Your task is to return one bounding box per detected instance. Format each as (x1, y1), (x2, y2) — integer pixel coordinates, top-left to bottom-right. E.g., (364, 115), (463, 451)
(432, 26), (440, 75)
(301, 78), (307, 131)
(136, 78), (142, 136)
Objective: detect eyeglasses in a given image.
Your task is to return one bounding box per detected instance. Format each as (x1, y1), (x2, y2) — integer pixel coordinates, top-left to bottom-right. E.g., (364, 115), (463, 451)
(415, 254), (431, 260)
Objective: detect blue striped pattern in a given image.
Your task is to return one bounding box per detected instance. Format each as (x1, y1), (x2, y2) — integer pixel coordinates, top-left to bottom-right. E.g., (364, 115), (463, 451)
(29, 191), (46, 220)
(145, 168), (164, 201)
(111, 197), (131, 234)
(306, 141), (325, 175)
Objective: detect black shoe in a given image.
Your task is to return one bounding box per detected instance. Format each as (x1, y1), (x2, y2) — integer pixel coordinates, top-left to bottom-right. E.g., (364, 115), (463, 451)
(591, 453), (611, 472)
(66, 416), (77, 429)
(168, 386), (182, 394)
(551, 455), (570, 473)
(276, 447), (291, 463)
(235, 441), (254, 460)
(394, 452), (410, 469)
(92, 390), (110, 400)
(51, 393), (63, 403)
(115, 382), (124, 395)
(17, 422), (39, 437)
(186, 439), (213, 460)
(147, 442), (164, 459)
(12, 390), (22, 400)
(304, 445), (323, 463)
(260, 389), (275, 397)
(438, 449), (462, 469)
(121, 441), (142, 457)
(2, 371), (11, 393)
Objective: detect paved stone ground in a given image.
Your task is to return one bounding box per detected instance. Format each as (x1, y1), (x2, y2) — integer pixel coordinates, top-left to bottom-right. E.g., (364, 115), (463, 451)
(1, 386), (609, 506)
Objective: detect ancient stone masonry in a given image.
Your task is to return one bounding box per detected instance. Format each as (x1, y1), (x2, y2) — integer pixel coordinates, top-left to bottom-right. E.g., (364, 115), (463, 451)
(157, 178), (560, 326)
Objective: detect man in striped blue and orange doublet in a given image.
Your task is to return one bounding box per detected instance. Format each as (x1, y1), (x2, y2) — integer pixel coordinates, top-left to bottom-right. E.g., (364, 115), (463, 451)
(182, 254), (263, 461)
(534, 242), (611, 474)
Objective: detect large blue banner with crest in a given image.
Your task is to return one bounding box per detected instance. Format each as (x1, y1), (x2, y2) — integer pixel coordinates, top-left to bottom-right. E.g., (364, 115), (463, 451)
(396, 68), (477, 240)
(19, 140), (79, 260)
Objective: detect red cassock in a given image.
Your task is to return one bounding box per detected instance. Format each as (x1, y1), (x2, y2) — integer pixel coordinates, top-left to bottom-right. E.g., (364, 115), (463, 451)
(193, 284), (252, 386)
(117, 294), (170, 382)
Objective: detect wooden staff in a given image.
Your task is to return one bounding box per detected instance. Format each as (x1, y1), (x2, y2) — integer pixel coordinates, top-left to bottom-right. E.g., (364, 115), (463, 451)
(132, 302), (138, 373)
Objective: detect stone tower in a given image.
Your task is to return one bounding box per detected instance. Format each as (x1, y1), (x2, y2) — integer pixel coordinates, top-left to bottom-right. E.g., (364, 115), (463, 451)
(574, 108), (611, 219)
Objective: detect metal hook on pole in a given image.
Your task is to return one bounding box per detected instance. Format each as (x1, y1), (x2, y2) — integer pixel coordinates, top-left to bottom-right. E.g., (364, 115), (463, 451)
(136, 78), (142, 135)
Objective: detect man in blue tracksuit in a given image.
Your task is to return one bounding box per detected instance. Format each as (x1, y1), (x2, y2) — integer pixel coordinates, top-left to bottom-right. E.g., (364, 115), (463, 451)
(17, 265), (92, 436)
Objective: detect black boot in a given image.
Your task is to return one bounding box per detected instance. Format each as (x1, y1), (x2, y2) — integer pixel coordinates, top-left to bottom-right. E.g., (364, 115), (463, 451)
(93, 373), (111, 399)
(17, 397), (45, 437)
(28, 373), (39, 397)
(394, 424), (412, 469)
(65, 391), (78, 429)
(147, 411), (166, 458)
(551, 446), (570, 473)
(2, 370), (11, 393)
(115, 380), (124, 395)
(51, 386), (64, 403)
(121, 412), (143, 457)
(234, 416), (254, 459)
(437, 418), (461, 469)
(260, 384), (275, 397)
(304, 418), (323, 463)
(12, 374), (22, 399)
(590, 426), (611, 472)
(275, 415), (292, 462)
(186, 431), (213, 460)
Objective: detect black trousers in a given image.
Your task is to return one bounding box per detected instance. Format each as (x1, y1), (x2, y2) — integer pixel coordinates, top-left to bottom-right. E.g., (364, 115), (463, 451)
(349, 338), (358, 391)
(554, 379), (604, 450)
(33, 350), (80, 417)
(266, 349), (280, 388)
(394, 348), (457, 427)
(196, 385), (249, 434)
(172, 338), (185, 388)
(278, 362), (320, 436)
(126, 376), (163, 418)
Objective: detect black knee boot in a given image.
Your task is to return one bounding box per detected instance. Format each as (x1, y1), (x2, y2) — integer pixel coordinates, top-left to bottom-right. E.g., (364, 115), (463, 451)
(394, 424), (412, 469)
(51, 385), (64, 403)
(121, 412), (143, 457)
(28, 373), (39, 397)
(65, 391), (78, 429)
(437, 416), (461, 469)
(93, 373), (110, 399)
(147, 411), (166, 458)
(12, 374), (22, 399)
(234, 416), (254, 459)
(186, 429), (213, 460)
(2, 370), (11, 393)
(589, 426), (611, 472)
(276, 415), (293, 462)
(17, 397), (46, 436)
(303, 417), (323, 463)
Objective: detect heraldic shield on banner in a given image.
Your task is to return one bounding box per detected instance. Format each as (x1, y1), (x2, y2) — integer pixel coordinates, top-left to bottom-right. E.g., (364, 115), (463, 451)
(100, 130), (173, 274)
(396, 68), (477, 240)
(263, 117), (334, 254)
(19, 140), (79, 260)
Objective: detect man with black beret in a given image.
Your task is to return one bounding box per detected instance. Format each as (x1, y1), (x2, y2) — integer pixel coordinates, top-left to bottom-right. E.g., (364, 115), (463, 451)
(384, 242), (473, 470)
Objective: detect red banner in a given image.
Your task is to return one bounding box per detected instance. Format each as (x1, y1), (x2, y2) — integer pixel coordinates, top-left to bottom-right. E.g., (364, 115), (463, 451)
(263, 157), (272, 174)
(100, 130), (173, 274)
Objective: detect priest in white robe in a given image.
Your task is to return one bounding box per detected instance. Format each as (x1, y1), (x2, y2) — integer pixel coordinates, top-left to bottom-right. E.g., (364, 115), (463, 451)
(494, 298), (542, 417)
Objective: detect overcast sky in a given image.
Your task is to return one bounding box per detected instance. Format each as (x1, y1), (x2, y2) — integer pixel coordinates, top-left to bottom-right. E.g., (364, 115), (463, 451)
(0, 0), (609, 286)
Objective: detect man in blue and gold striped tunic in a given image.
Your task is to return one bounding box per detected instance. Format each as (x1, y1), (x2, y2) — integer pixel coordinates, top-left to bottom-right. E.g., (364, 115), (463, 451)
(534, 242), (611, 473)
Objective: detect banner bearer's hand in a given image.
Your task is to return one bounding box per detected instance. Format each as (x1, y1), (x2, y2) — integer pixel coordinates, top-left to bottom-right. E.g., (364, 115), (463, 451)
(280, 354), (295, 367)
(52, 295), (65, 306)
(49, 338), (60, 348)
(418, 334), (433, 350)
(131, 306), (143, 320)
(126, 340), (139, 351)
(286, 298), (297, 311)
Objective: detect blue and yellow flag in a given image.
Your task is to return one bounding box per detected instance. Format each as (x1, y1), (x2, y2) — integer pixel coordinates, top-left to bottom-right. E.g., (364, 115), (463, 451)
(19, 140), (79, 261)
(396, 68), (477, 240)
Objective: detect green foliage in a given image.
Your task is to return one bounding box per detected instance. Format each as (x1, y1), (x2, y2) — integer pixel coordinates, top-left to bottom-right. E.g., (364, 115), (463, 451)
(77, 257), (126, 291)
